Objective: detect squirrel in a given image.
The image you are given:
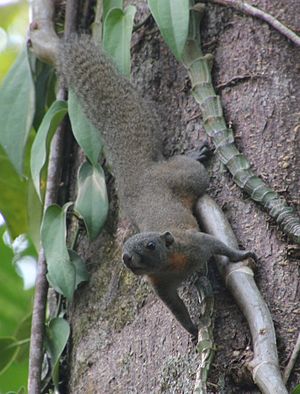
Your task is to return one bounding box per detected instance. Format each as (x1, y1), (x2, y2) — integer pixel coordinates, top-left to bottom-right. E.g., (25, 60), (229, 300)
(57, 35), (256, 338)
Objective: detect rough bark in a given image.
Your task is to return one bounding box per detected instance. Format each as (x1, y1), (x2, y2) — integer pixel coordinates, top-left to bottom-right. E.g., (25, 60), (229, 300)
(67, 1), (300, 392)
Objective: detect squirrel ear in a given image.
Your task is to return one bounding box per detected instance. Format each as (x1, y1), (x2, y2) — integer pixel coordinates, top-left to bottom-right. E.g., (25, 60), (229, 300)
(161, 231), (174, 247)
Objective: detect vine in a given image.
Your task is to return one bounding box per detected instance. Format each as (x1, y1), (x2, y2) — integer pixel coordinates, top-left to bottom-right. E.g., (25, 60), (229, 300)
(0, 0), (298, 392)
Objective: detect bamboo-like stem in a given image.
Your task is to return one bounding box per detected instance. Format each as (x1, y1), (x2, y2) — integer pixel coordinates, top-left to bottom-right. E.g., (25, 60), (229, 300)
(196, 195), (288, 393)
(283, 331), (300, 384)
(201, 0), (300, 47)
(193, 277), (215, 394)
(183, 4), (300, 243)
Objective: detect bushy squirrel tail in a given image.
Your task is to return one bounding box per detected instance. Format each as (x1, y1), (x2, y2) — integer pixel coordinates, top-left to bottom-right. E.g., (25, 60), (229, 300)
(57, 35), (163, 181)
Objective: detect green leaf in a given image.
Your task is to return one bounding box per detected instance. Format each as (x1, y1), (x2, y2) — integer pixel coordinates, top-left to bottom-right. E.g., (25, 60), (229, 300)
(0, 226), (34, 338)
(0, 225), (33, 390)
(0, 361), (28, 394)
(0, 129), (43, 245)
(45, 318), (70, 386)
(41, 203), (76, 301)
(148, 0), (190, 60)
(14, 314), (31, 362)
(0, 49), (19, 83)
(74, 162), (108, 240)
(0, 2), (26, 31)
(103, 0), (123, 21)
(30, 100), (67, 200)
(7, 388), (25, 394)
(27, 177), (42, 251)
(0, 145), (28, 238)
(68, 90), (103, 165)
(68, 249), (89, 289)
(0, 48), (35, 175)
(0, 337), (18, 375)
(292, 384), (300, 394)
(103, 5), (136, 76)
(24, 132), (43, 249)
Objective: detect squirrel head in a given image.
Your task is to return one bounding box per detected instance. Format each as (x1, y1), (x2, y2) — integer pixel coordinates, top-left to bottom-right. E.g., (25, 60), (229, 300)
(122, 231), (175, 275)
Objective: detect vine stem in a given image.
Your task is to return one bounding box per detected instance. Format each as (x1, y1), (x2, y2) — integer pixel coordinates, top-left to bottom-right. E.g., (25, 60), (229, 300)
(201, 0), (300, 46)
(28, 0), (59, 65)
(283, 331), (300, 384)
(196, 195), (288, 394)
(193, 277), (214, 394)
(28, 100), (66, 394)
(28, 0), (79, 391)
(27, 2), (59, 392)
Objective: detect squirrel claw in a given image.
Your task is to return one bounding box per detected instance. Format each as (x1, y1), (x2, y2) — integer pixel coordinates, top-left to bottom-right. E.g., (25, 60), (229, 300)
(247, 251), (258, 263)
(185, 142), (213, 163)
(191, 332), (199, 345)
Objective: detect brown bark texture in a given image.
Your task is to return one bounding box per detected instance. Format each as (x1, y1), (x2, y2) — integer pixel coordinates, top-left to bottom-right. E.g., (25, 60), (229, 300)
(67, 0), (300, 392)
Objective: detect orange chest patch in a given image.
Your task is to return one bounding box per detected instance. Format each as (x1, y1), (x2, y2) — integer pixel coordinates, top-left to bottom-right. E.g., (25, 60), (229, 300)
(181, 196), (195, 209)
(168, 252), (189, 272)
(147, 274), (160, 286)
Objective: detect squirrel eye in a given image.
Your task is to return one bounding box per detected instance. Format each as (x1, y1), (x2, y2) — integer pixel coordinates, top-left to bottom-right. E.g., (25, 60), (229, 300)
(146, 241), (156, 250)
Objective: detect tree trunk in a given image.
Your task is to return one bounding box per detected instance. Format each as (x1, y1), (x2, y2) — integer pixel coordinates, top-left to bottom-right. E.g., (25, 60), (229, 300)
(67, 1), (300, 392)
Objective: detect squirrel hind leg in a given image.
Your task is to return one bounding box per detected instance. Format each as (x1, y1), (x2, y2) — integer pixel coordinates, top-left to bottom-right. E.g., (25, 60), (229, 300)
(154, 155), (209, 198)
(185, 141), (213, 163)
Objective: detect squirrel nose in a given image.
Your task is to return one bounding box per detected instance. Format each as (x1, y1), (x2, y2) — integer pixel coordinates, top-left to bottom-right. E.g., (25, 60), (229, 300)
(122, 253), (132, 266)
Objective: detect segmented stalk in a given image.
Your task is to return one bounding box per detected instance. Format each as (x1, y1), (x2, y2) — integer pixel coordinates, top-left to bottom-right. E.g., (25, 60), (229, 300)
(193, 276), (215, 394)
(183, 3), (300, 244)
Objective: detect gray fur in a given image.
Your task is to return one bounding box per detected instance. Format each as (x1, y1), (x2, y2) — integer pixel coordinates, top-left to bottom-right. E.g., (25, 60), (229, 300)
(58, 37), (256, 337)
